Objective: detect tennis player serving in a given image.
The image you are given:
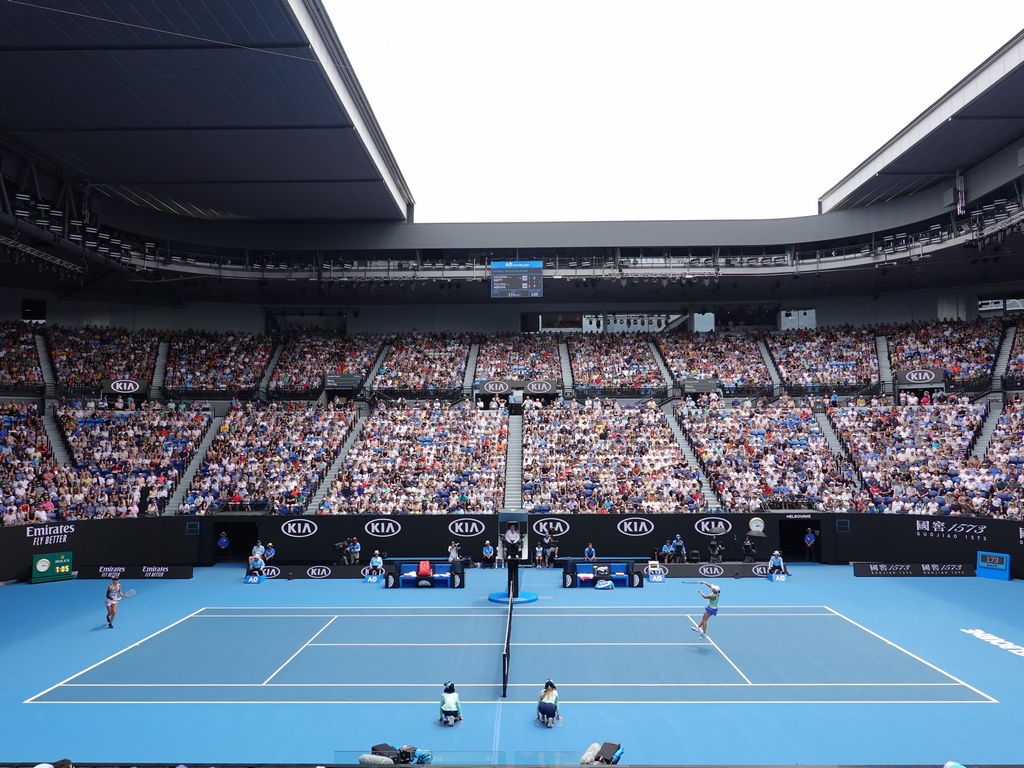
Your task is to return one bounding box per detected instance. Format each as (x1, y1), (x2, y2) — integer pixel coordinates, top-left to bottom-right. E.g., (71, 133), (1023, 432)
(692, 581), (720, 637)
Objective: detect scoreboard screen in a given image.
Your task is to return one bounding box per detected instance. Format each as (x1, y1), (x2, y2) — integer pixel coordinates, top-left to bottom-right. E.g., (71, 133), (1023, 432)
(491, 261), (544, 298)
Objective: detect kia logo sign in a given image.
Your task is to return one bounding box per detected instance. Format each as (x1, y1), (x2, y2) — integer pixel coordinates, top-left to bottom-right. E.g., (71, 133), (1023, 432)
(526, 381), (553, 394)
(617, 517), (655, 536)
(449, 518), (486, 537)
(307, 566), (331, 579)
(110, 379), (140, 394)
(365, 519), (402, 537)
(264, 566), (281, 579)
(533, 517), (570, 536)
(752, 565), (769, 576)
(694, 517), (732, 536)
(481, 380), (510, 395)
(905, 369), (937, 383)
(698, 564), (724, 577)
(282, 519), (318, 538)
(360, 566), (376, 577)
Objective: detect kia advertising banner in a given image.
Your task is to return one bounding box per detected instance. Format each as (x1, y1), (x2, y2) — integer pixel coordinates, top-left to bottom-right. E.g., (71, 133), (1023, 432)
(477, 380), (560, 396)
(101, 378), (150, 396)
(527, 513), (782, 562)
(895, 368), (945, 388)
(260, 515), (501, 563)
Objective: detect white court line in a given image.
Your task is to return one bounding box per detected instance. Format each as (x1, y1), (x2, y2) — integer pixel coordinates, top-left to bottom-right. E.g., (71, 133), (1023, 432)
(23, 609), (205, 704)
(193, 612), (835, 619)
(686, 615), (753, 685)
(262, 617), (337, 685)
(58, 681), (967, 688)
(198, 604), (831, 609)
(27, 699), (996, 706)
(307, 642), (709, 647)
(822, 605), (998, 703)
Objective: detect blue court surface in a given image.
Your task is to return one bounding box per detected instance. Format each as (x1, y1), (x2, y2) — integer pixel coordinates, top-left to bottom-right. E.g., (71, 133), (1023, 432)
(2, 562), (1024, 765)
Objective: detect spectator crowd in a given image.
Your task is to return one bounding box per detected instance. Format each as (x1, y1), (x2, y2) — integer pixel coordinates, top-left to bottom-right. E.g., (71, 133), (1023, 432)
(474, 333), (562, 382)
(657, 332), (771, 389)
(765, 326), (879, 388)
(522, 398), (706, 513)
(164, 330), (276, 393)
(374, 333), (471, 391)
(320, 401), (506, 514)
(47, 325), (160, 390)
(0, 321), (42, 388)
(179, 400), (355, 515)
(269, 333), (385, 393)
(569, 334), (666, 390)
(884, 318), (1003, 382)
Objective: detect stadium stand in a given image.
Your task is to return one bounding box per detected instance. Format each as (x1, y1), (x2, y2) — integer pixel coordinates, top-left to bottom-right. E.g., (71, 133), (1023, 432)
(522, 398), (705, 513)
(764, 326), (879, 393)
(373, 333), (471, 395)
(568, 334), (667, 395)
(657, 332), (772, 393)
(0, 320), (42, 392)
(884, 318), (1004, 387)
(0, 402), (53, 526)
(164, 330), (276, 397)
(474, 332), (562, 382)
(47, 325), (160, 393)
(178, 401), (355, 515)
(318, 401), (506, 514)
(268, 332), (386, 395)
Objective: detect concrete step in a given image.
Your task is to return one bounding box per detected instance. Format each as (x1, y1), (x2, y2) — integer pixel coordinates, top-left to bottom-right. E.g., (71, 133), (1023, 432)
(992, 326), (1017, 391)
(306, 404), (369, 514)
(463, 342), (479, 396)
(35, 333), (56, 395)
(151, 340), (170, 391)
(504, 414), (523, 510)
(875, 335), (894, 395)
(41, 411), (70, 466)
(558, 341), (574, 396)
(661, 402), (719, 510)
(649, 340), (674, 392)
(363, 343), (391, 397)
(971, 397), (1006, 460)
(165, 414), (224, 515)
(259, 344), (284, 399)
(756, 339), (783, 395)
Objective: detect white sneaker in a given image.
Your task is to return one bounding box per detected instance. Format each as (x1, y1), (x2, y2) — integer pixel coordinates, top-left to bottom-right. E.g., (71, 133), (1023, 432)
(447, 715), (455, 727)
(691, 626), (700, 633)
(546, 717), (553, 728)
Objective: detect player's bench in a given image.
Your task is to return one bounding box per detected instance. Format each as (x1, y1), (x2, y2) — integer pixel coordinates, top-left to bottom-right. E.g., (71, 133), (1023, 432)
(383, 559), (466, 589)
(561, 559), (643, 588)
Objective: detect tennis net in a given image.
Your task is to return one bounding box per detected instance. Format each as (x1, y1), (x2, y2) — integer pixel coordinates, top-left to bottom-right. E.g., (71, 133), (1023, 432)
(501, 595), (513, 697)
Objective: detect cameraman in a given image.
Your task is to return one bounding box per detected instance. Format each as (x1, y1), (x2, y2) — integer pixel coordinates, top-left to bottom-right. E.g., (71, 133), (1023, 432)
(333, 538), (352, 566)
(542, 533), (558, 569)
(742, 535), (757, 563)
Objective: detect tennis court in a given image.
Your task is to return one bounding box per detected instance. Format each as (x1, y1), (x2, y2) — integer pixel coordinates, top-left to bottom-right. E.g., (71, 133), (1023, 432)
(3, 563), (1024, 765)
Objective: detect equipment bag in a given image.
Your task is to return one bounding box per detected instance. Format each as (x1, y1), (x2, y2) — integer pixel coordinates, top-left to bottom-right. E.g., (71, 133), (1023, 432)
(399, 746), (432, 764)
(594, 564), (610, 578)
(417, 561), (433, 577)
(594, 579), (614, 590)
(371, 743), (401, 762)
(595, 741), (623, 764)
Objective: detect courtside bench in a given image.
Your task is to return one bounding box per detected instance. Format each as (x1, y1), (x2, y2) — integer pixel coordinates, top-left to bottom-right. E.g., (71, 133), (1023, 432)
(384, 559), (466, 589)
(562, 559), (643, 588)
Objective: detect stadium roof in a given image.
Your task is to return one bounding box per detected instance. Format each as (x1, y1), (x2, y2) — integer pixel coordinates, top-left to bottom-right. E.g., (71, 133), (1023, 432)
(0, 0), (413, 222)
(819, 29), (1024, 213)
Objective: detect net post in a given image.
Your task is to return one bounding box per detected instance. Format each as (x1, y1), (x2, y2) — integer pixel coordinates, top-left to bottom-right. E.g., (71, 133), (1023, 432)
(507, 556), (519, 599)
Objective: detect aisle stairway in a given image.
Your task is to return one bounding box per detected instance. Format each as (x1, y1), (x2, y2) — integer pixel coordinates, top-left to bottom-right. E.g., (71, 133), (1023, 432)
(875, 336), (894, 396)
(992, 325), (1017, 392)
(504, 414), (523, 511)
(463, 342), (479, 396)
(756, 339), (783, 396)
(649, 341), (674, 392)
(661, 402), (720, 510)
(163, 414), (224, 515)
(34, 332), (56, 398)
(971, 397), (1006, 460)
(259, 343), (284, 399)
(558, 341), (574, 396)
(151, 340), (170, 395)
(41, 407), (70, 465)
(304, 403), (369, 514)
(362, 343), (390, 397)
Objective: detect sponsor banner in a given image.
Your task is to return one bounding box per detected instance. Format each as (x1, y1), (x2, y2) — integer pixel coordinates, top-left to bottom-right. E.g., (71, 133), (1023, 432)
(77, 565), (194, 579)
(961, 628), (1024, 657)
(101, 378), (150, 396)
(260, 515), (501, 563)
(852, 562), (975, 577)
(262, 564), (370, 580)
(663, 562), (770, 580)
(895, 368), (945, 388)
(478, 380), (560, 395)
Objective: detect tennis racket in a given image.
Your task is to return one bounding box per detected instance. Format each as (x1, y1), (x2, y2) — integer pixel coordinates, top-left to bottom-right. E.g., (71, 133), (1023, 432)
(121, 588), (136, 598)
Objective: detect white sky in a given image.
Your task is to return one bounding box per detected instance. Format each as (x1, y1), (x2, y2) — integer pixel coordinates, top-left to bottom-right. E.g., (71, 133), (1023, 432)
(325, 1), (1024, 224)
